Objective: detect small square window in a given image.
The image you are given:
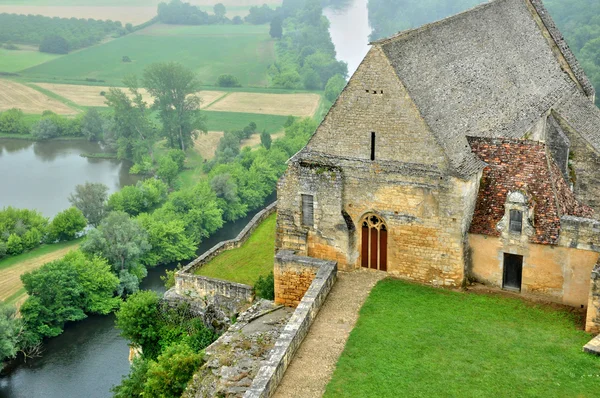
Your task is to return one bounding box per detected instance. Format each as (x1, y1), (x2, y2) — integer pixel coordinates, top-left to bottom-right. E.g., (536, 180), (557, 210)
(302, 194), (314, 227)
(509, 210), (523, 234)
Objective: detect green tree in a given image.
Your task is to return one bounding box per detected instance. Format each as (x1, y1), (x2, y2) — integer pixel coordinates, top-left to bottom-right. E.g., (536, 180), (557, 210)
(325, 74), (347, 102)
(137, 213), (197, 267)
(6, 234), (23, 256)
(111, 357), (149, 398)
(260, 130), (272, 149)
(156, 156), (179, 186)
(107, 185), (145, 216)
(115, 290), (162, 358)
(270, 15), (283, 39)
(214, 3), (227, 19)
(48, 207), (87, 242)
(81, 108), (105, 141)
(30, 118), (59, 140)
(0, 108), (28, 135)
(68, 182), (109, 227)
(81, 211), (151, 274)
(143, 343), (203, 397)
(143, 62), (206, 151)
(39, 34), (69, 54)
(0, 302), (22, 362)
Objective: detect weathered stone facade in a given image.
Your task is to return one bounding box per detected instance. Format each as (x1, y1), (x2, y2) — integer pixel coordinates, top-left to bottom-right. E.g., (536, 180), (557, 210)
(275, 0), (600, 334)
(587, 266), (600, 334)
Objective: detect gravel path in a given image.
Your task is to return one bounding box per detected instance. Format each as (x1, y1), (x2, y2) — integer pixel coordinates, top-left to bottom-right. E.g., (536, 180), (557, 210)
(274, 270), (386, 398)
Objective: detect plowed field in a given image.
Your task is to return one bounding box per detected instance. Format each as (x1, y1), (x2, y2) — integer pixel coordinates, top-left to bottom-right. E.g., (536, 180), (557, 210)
(0, 80), (76, 114)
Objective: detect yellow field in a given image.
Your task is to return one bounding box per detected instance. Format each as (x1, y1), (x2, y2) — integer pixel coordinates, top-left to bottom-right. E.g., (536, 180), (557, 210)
(205, 92), (321, 117)
(0, 243), (80, 308)
(0, 79), (77, 114)
(34, 83), (226, 109)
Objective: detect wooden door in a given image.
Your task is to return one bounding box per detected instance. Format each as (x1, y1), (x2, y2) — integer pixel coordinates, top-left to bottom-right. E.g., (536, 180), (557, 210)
(503, 253), (523, 291)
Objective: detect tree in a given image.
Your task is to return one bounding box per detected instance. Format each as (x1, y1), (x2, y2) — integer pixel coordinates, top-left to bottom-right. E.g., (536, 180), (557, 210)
(0, 302), (22, 362)
(39, 35), (69, 54)
(111, 357), (149, 398)
(68, 182), (109, 227)
(143, 62), (206, 151)
(6, 234), (23, 256)
(143, 343), (203, 397)
(115, 290), (161, 357)
(213, 3), (226, 19)
(325, 74), (347, 102)
(30, 118), (59, 140)
(81, 108), (105, 141)
(81, 211), (151, 274)
(260, 130), (272, 149)
(137, 213), (197, 267)
(0, 108), (28, 135)
(232, 15), (243, 24)
(270, 16), (283, 39)
(156, 156), (179, 186)
(216, 74), (241, 87)
(48, 207), (87, 242)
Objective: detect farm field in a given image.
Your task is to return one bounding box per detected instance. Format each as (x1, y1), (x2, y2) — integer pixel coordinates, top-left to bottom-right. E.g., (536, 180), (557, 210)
(206, 92), (321, 117)
(0, 79), (76, 114)
(20, 23), (275, 87)
(0, 5), (158, 25)
(203, 111), (288, 133)
(0, 240), (81, 308)
(194, 212), (276, 286)
(34, 83), (226, 108)
(192, 130), (283, 159)
(325, 279), (600, 398)
(0, 48), (62, 73)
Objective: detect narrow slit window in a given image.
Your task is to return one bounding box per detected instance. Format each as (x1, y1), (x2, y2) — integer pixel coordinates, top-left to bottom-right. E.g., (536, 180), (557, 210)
(302, 194), (314, 227)
(509, 210), (523, 234)
(370, 132), (376, 161)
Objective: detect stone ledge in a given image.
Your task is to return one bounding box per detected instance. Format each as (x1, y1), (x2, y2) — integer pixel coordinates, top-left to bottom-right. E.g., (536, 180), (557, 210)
(243, 254), (337, 398)
(583, 334), (600, 356)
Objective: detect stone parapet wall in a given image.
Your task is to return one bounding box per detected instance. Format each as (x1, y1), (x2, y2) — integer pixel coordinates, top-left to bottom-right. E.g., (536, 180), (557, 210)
(174, 202), (277, 312)
(244, 252), (337, 398)
(559, 216), (600, 252)
(587, 266), (600, 334)
(274, 250), (330, 307)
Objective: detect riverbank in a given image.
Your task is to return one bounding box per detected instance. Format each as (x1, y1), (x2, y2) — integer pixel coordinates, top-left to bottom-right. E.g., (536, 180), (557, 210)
(0, 133), (87, 141)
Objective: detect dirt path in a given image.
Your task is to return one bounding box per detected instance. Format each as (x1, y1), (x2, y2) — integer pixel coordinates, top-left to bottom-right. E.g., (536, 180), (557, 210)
(0, 244), (80, 304)
(274, 270), (386, 398)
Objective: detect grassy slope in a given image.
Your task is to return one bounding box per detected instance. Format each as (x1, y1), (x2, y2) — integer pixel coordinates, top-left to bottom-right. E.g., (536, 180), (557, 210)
(325, 279), (600, 398)
(0, 48), (61, 73)
(20, 24), (275, 87)
(194, 213), (276, 286)
(0, 239), (83, 272)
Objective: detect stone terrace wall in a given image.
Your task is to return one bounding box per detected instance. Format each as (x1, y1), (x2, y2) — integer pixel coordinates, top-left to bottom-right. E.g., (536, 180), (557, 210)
(244, 252), (337, 398)
(175, 202), (277, 311)
(559, 216), (600, 252)
(274, 250), (322, 307)
(587, 265), (600, 334)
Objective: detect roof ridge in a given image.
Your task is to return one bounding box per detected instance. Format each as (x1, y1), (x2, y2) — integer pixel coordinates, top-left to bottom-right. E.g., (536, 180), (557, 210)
(370, 0), (501, 45)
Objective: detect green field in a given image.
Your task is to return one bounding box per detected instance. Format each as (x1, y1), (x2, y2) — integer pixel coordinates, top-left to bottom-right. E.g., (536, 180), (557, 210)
(325, 279), (600, 398)
(194, 212), (275, 286)
(0, 48), (62, 73)
(20, 24), (275, 87)
(204, 111), (287, 133)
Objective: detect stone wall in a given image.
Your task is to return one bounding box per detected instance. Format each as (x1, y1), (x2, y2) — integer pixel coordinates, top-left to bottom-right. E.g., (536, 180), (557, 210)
(276, 151), (480, 287)
(274, 250), (330, 307)
(559, 216), (600, 252)
(244, 253), (337, 398)
(469, 233), (599, 308)
(175, 202), (277, 313)
(587, 265), (600, 334)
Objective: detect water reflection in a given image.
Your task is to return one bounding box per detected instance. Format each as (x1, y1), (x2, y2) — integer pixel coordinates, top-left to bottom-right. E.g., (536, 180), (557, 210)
(0, 139), (140, 217)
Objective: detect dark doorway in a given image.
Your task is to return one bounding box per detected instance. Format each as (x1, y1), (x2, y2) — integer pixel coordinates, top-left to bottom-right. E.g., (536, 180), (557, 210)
(503, 253), (523, 291)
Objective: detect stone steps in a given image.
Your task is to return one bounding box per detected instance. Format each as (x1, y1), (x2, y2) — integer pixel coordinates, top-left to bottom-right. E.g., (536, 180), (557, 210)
(583, 334), (600, 356)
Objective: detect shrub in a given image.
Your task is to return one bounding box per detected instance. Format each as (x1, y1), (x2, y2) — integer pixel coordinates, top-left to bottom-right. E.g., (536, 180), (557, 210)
(122, 55), (132, 63)
(255, 271), (274, 300)
(6, 234), (23, 256)
(30, 118), (59, 140)
(143, 343), (203, 397)
(0, 108), (28, 135)
(216, 74), (241, 87)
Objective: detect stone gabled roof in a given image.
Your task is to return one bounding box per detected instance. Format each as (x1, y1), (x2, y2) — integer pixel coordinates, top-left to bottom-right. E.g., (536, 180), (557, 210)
(554, 91), (600, 150)
(468, 137), (593, 245)
(373, 0), (593, 179)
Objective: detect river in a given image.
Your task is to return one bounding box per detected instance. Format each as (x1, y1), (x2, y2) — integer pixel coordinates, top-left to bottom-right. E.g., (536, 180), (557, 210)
(0, 1), (370, 396)
(0, 139), (139, 218)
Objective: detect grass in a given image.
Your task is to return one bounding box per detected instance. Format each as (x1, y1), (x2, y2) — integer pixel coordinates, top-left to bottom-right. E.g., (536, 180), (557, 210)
(194, 213), (276, 286)
(20, 23), (275, 87)
(204, 111), (288, 133)
(0, 238), (83, 272)
(324, 279), (600, 398)
(0, 48), (62, 73)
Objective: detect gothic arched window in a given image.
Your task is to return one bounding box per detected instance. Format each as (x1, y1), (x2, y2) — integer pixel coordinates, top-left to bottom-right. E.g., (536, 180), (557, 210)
(360, 214), (387, 271)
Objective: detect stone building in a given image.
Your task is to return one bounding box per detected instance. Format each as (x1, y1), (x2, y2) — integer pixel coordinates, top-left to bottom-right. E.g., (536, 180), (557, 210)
(275, 0), (600, 333)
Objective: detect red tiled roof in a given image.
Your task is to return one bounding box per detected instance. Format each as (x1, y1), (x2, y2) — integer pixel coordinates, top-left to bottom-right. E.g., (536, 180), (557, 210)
(468, 137), (593, 245)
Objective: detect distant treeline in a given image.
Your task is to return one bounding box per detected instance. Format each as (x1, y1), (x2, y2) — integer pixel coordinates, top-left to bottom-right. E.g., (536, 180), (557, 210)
(0, 13), (128, 54)
(157, 0), (241, 25)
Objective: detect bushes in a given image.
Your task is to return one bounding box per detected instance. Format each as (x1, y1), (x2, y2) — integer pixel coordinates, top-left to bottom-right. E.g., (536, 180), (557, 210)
(216, 74), (241, 87)
(255, 271), (275, 300)
(0, 108), (28, 135)
(0, 207), (48, 258)
(48, 207), (87, 242)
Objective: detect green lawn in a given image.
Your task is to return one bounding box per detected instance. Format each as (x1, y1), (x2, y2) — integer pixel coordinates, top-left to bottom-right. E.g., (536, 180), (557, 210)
(0, 48), (62, 73)
(204, 111), (288, 133)
(325, 279), (600, 398)
(194, 212), (276, 286)
(20, 23), (275, 87)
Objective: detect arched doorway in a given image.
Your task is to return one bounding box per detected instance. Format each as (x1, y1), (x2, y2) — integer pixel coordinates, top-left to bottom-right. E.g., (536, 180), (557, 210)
(360, 214), (387, 271)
